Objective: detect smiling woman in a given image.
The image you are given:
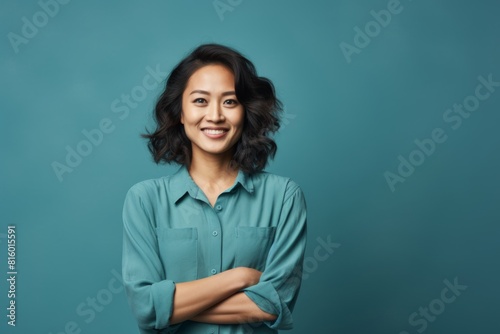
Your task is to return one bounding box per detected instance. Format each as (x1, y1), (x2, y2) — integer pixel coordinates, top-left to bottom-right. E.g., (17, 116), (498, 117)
(180, 64), (245, 187)
(121, 44), (307, 334)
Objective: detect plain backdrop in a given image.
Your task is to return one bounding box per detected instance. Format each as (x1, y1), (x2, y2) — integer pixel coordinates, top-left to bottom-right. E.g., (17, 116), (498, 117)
(1, 0), (499, 333)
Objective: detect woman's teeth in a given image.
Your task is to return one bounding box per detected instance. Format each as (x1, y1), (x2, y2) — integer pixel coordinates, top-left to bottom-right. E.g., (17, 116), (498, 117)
(204, 129), (226, 134)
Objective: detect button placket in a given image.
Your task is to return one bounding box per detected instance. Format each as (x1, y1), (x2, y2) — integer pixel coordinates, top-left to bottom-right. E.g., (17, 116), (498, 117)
(206, 201), (223, 279)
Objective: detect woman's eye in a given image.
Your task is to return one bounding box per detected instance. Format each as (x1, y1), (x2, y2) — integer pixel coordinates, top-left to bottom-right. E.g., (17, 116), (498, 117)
(193, 98), (207, 104)
(224, 99), (238, 106)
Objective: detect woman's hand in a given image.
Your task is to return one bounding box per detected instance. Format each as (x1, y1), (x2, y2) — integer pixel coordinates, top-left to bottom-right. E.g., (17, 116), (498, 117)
(170, 267), (262, 325)
(190, 268), (277, 325)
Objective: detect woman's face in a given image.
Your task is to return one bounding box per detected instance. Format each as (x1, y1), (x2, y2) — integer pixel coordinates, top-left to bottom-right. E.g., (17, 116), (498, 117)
(181, 64), (244, 161)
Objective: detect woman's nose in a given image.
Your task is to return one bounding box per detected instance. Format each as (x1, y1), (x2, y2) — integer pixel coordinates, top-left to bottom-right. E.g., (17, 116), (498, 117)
(206, 102), (224, 121)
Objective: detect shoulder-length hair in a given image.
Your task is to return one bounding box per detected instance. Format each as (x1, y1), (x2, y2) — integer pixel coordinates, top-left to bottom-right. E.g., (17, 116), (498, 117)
(141, 43), (283, 174)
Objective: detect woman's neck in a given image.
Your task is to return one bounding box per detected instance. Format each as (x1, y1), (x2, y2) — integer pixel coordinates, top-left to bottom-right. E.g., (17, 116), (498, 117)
(188, 151), (239, 192)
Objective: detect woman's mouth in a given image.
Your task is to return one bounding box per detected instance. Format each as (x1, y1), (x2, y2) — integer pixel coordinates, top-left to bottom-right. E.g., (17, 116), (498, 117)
(202, 128), (228, 138)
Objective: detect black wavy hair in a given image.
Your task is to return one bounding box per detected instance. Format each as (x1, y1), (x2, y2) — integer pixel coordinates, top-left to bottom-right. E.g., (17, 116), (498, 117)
(142, 43), (283, 174)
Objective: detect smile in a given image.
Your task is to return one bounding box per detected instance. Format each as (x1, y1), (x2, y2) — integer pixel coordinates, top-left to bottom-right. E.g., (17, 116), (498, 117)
(202, 128), (229, 139)
(203, 129), (227, 135)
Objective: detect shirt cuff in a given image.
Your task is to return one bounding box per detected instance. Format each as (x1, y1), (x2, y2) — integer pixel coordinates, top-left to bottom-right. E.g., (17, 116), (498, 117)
(243, 281), (293, 330)
(151, 280), (176, 329)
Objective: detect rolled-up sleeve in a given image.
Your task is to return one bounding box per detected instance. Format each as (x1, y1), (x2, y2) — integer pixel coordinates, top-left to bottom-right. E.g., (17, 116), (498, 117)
(242, 181), (307, 330)
(122, 183), (179, 333)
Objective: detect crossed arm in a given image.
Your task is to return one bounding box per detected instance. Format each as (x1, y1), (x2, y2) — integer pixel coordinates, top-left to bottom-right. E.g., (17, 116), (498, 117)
(122, 182), (306, 330)
(170, 267), (277, 325)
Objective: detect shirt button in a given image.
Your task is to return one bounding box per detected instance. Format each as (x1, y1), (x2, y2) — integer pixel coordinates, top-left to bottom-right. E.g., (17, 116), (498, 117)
(212, 231), (218, 236)
(210, 269), (217, 275)
(215, 205), (222, 211)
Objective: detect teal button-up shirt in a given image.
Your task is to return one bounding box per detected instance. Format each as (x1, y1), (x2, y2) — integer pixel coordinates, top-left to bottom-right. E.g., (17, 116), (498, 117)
(122, 166), (307, 333)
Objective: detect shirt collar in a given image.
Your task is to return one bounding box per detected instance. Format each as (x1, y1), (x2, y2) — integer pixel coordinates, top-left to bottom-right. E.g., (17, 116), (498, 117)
(170, 165), (254, 204)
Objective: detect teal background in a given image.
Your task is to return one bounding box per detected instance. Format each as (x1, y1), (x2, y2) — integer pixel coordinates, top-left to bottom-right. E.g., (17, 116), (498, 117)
(1, 0), (499, 333)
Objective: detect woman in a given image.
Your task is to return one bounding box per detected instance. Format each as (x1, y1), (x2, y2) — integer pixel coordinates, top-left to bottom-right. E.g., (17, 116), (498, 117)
(122, 43), (307, 333)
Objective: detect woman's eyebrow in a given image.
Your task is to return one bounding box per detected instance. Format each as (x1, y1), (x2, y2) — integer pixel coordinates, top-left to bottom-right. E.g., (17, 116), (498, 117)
(189, 89), (209, 95)
(189, 90), (236, 96)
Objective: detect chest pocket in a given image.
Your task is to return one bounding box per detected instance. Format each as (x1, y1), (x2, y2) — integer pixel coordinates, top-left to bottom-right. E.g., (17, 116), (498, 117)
(156, 227), (198, 282)
(235, 226), (276, 271)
